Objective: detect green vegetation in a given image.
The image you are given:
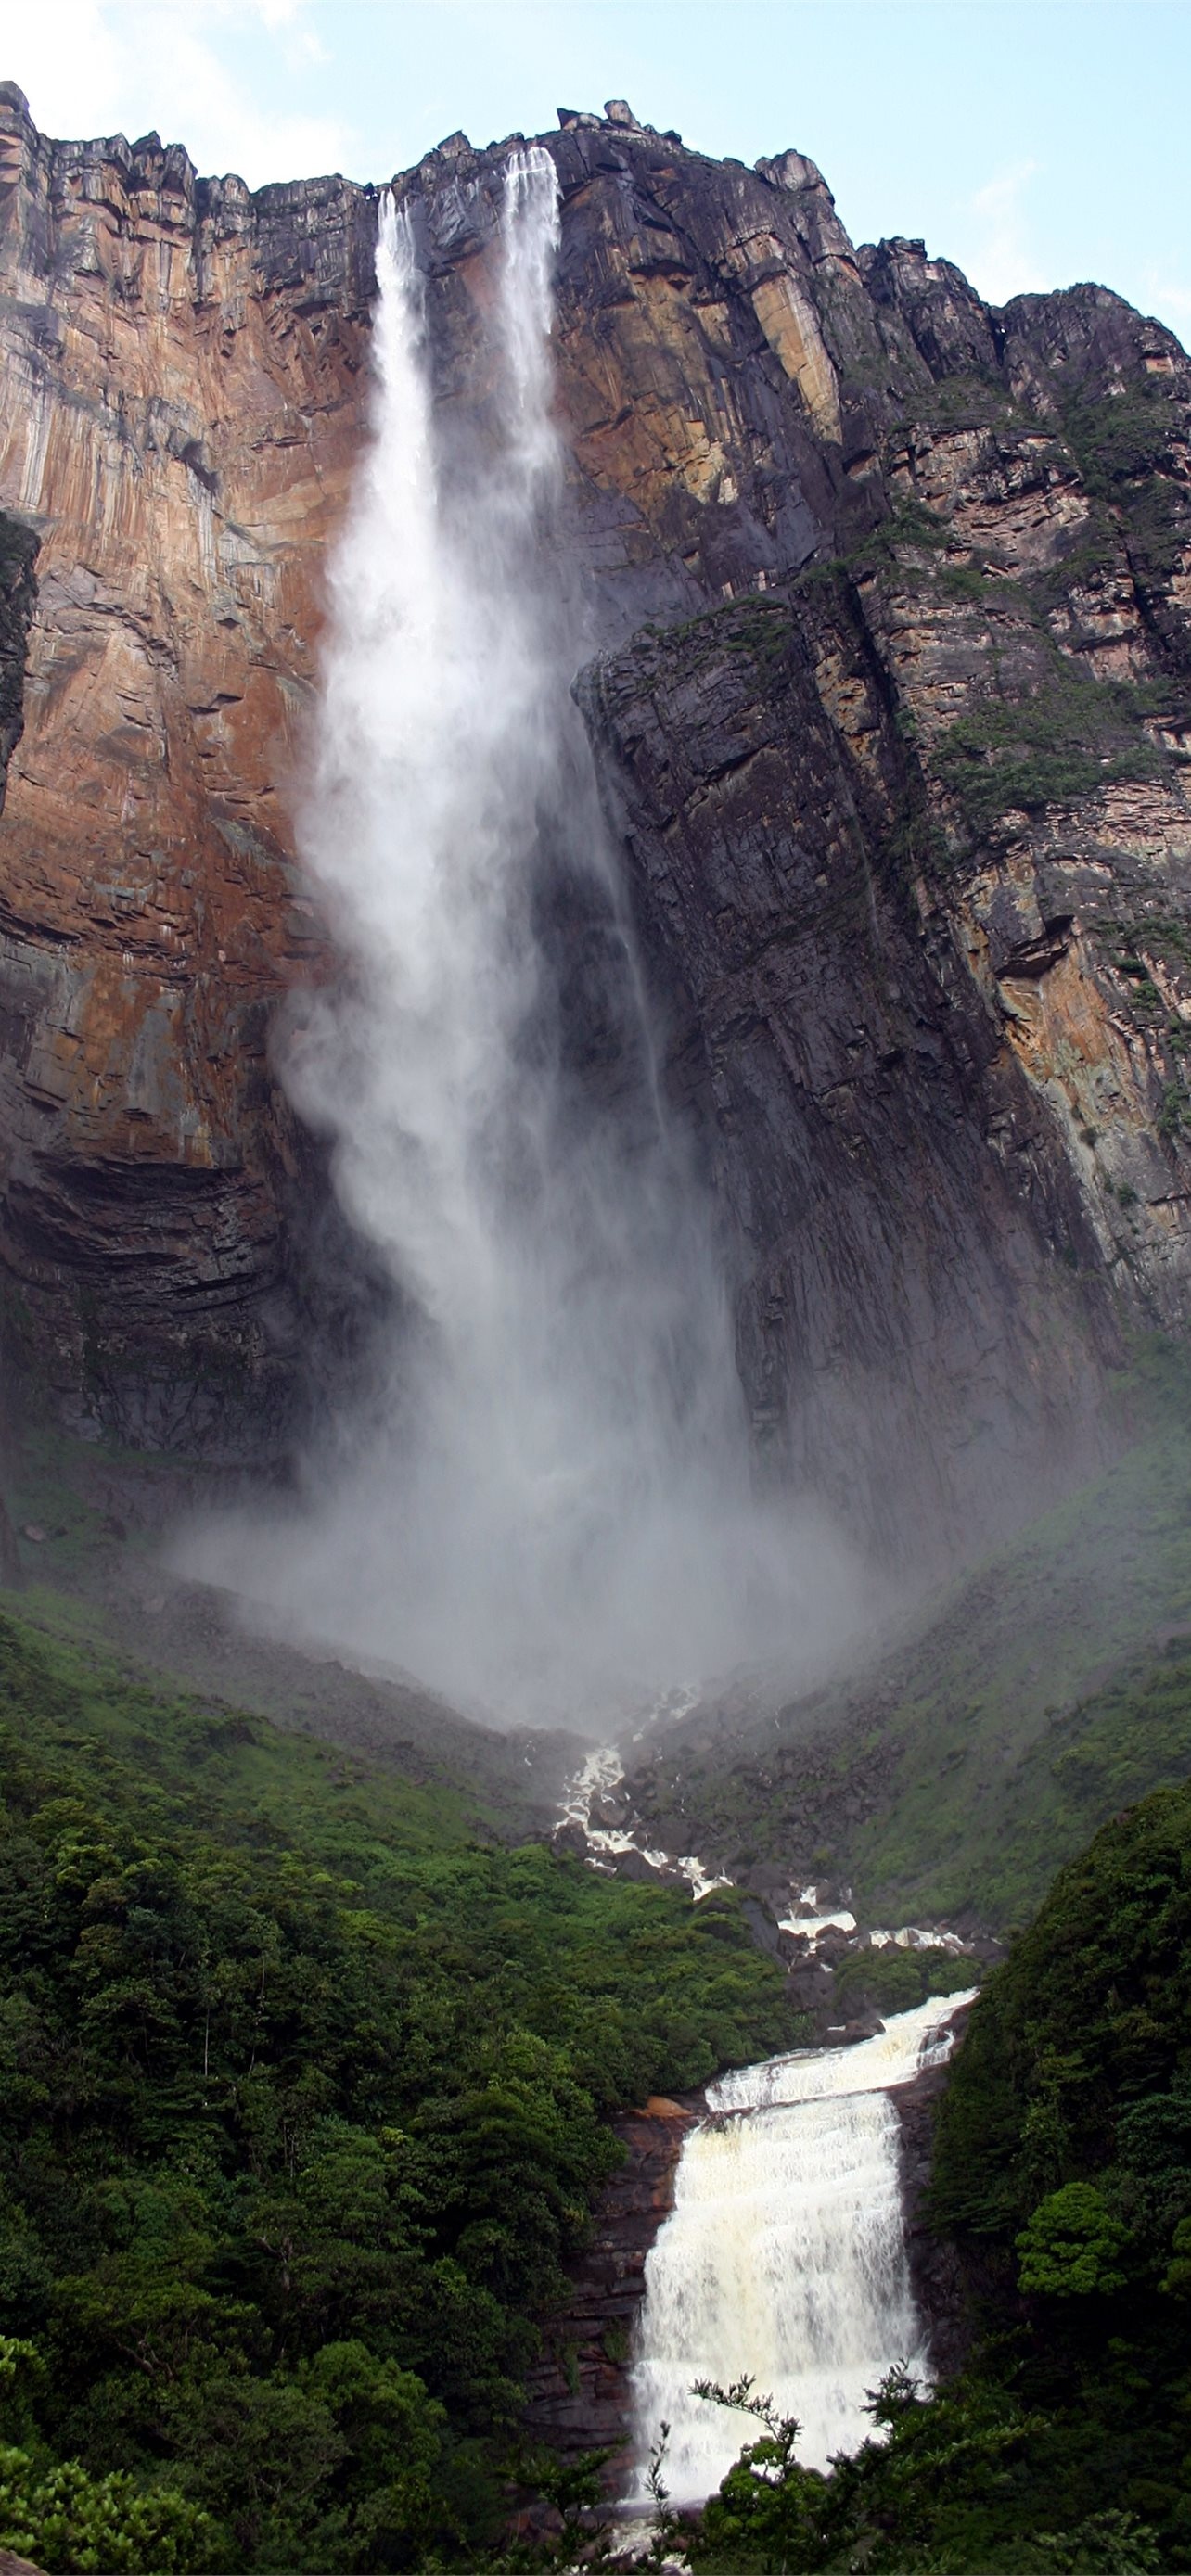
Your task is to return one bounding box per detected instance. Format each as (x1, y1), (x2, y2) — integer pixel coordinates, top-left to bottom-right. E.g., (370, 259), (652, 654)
(678, 1779), (1191, 2569)
(1101, 912), (1191, 976)
(685, 2369), (1166, 2571)
(1159, 1082), (1190, 1140)
(800, 363), (1190, 866)
(795, 496), (947, 596)
(0, 1610), (799, 2570)
(637, 593), (793, 677)
(842, 497), (947, 580)
(1059, 381), (1189, 585)
(629, 1360), (1191, 1931)
(896, 370), (1039, 438)
(932, 666), (1165, 835)
(850, 1412), (1191, 1925)
(935, 558), (1008, 607)
(829, 1942), (973, 2021)
(932, 1776), (1191, 2249)
(0, 1420), (578, 1846)
(1062, 382), (1184, 498)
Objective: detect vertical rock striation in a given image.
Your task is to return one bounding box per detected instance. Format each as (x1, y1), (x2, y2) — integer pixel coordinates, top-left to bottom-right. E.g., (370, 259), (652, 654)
(0, 83), (375, 1446)
(0, 87), (1188, 1558)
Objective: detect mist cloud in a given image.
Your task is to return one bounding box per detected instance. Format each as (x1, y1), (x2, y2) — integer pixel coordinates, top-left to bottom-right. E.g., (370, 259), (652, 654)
(182, 151), (862, 1730)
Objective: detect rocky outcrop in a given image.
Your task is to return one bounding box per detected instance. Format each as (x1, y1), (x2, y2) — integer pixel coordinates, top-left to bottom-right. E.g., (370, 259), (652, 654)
(0, 85), (1189, 1551)
(520, 2090), (701, 2486)
(894, 2006), (975, 2378)
(0, 506), (36, 798)
(587, 584), (1113, 1555)
(0, 83), (374, 1447)
(577, 236), (1191, 1557)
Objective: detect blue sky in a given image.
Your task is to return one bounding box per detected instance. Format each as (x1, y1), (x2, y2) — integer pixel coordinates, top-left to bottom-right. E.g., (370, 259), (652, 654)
(2, 1), (1188, 344)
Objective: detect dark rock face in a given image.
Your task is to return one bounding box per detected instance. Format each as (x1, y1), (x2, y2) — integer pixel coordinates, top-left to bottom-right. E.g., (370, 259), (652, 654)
(586, 586), (1112, 1559)
(786, 1955), (836, 2014)
(0, 92), (1189, 1549)
(894, 2007), (975, 2378)
(0, 510), (35, 803)
(520, 2091), (702, 2488)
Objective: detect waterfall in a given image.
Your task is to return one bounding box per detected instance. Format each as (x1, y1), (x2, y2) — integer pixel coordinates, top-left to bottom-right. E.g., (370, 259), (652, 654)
(629, 1996), (975, 2504)
(184, 144), (860, 1727)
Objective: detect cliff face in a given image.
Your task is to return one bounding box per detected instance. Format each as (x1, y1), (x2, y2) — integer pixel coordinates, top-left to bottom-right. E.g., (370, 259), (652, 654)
(0, 82), (374, 1446)
(519, 2091), (700, 2495)
(1, 83), (1189, 1553)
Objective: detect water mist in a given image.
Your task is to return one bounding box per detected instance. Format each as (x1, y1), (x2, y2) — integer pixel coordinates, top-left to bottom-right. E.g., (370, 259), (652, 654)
(186, 148), (857, 1727)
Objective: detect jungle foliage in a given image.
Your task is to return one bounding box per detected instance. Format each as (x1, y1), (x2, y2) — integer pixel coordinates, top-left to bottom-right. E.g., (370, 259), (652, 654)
(931, 666), (1164, 835)
(684, 1779), (1191, 2571)
(0, 1610), (799, 2571)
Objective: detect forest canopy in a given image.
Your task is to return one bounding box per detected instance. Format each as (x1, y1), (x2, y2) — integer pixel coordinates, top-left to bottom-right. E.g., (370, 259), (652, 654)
(685, 1776), (1191, 2572)
(0, 1611), (799, 2571)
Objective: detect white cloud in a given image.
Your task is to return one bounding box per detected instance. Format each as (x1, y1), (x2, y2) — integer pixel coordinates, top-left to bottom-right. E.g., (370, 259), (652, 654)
(961, 159), (1047, 308)
(0, 0), (352, 185)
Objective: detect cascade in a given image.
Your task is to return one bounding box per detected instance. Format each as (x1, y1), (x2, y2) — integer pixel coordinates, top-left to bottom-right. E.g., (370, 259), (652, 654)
(186, 140), (860, 1727)
(629, 1995), (975, 2505)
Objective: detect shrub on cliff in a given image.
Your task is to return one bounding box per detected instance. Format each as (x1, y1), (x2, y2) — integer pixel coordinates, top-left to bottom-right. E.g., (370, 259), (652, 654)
(932, 667), (1165, 835)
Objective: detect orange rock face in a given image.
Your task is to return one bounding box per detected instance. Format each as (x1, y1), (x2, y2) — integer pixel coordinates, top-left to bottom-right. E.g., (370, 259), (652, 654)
(0, 96), (883, 1451)
(0, 95), (377, 1442)
(1, 86), (1190, 1545)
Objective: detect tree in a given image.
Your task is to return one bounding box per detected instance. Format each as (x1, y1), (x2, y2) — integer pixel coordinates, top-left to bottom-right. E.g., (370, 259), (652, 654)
(1017, 2186), (1130, 2299)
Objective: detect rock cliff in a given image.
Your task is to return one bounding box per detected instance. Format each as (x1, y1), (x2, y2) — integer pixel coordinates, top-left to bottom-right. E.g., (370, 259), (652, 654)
(0, 83), (375, 1447)
(1, 83), (1189, 1560)
(895, 2036), (973, 2382)
(519, 2090), (701, 2491)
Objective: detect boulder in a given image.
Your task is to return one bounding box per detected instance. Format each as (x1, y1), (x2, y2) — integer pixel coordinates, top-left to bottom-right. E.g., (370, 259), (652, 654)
(787, 1959), (835, 2012)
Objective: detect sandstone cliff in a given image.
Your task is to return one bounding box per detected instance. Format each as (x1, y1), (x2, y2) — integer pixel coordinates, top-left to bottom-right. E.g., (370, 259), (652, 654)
(0, 82), (374, 1447)
(1, 83), (1188, 1562)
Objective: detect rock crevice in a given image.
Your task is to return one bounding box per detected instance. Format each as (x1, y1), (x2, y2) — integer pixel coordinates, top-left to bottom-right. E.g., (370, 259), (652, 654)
(0, 92), (1187, 1557)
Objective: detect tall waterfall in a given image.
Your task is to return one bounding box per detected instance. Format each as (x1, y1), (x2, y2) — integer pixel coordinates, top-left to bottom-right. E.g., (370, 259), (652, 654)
(186, 146), (858, 1725)
(630, 1996), (974, 2504)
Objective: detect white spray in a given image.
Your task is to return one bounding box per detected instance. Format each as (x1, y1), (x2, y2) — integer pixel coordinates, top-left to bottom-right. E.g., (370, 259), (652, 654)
(629, 1998), (974, 2504)
(186, 148), (858, 1725)
(628, 1996), (975, 2504)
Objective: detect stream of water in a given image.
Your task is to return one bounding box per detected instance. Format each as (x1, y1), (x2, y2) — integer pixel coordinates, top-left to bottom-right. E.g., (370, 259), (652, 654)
(628, 1995), (975, 2505)
(186, 137), (865, 1731)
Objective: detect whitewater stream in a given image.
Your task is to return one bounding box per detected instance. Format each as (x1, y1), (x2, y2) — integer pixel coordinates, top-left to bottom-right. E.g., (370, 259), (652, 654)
(627, 1993), (975, 2506)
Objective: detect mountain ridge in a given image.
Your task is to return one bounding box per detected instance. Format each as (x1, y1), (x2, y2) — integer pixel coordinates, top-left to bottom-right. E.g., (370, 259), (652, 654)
(0, 83), (1188, 1584)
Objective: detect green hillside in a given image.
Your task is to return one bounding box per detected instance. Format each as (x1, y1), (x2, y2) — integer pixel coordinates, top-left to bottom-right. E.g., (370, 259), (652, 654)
(628, 1369), (1191, 1928)
(688, 1778), (1191, 2570)
(0, 1610), (799, 2571)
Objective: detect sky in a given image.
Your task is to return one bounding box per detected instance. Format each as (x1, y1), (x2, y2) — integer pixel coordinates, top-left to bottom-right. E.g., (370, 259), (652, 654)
(1, 0), (1188, 345)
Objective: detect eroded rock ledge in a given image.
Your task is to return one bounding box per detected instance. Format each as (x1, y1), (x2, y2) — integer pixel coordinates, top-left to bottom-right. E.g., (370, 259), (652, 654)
(520, 2089), (702, 2487)
(0, 86), (1188, 1571)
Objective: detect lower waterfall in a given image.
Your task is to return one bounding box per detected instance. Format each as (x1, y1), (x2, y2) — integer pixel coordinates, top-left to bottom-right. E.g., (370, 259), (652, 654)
(629, 1995), (975, 2506)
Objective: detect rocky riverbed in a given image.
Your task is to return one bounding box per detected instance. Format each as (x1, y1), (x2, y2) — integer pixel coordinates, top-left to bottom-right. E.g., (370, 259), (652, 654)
(523, 1744), (992, 2496)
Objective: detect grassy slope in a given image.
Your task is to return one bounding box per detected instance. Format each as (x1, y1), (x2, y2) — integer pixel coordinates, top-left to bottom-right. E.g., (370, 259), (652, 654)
(0, 1598), (800, 2107)
(853, 1419), (1191, 1923)
(0, 1422), (575, 1843)
(17, 1384), (1191, 1932)
(0, 1601), (487, 1865)
(629, 1379), (1191, 1930)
